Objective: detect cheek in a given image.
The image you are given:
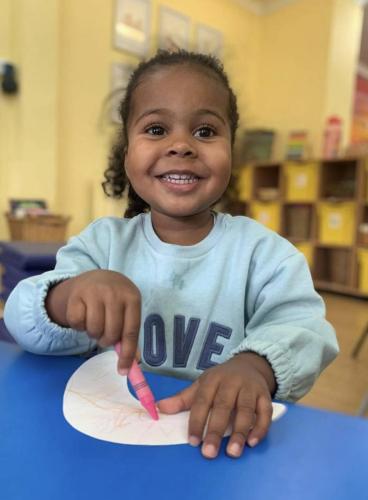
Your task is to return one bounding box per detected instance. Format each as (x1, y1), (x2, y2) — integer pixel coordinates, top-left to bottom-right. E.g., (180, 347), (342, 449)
(124, 147), (142, 181)
(215, 146), (232, 176)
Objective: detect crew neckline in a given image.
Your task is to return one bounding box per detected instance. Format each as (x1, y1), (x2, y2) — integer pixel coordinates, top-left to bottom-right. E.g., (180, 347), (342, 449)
(141, 211), (226, 257)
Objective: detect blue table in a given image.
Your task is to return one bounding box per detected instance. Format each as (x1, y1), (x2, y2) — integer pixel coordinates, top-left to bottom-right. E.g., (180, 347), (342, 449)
(0, 341), (367, 500)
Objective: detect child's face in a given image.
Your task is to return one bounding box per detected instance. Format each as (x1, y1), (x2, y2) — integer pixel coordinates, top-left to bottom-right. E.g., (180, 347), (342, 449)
(124, 65), (232, 220)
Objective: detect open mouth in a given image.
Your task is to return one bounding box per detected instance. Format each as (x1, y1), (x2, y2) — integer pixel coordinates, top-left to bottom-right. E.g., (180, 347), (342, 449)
(157, 173), (200, 185)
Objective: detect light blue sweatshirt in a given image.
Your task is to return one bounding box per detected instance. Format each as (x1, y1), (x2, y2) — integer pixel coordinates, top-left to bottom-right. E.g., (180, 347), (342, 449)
(4, 212), (338, 401)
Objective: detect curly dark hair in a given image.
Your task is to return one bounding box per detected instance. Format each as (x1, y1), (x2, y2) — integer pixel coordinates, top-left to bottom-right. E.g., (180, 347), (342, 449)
(102, 49), (239, 218)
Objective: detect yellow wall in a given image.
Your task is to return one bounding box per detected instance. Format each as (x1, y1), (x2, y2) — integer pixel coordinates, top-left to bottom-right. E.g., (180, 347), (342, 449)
(0, 0), (60, 238)
(255, 0), (362, 159)
(324, 0), (363, 148)
(0, 0), (364, 239)
(0, 0), (260, 237)
(56, 0), (261, 235)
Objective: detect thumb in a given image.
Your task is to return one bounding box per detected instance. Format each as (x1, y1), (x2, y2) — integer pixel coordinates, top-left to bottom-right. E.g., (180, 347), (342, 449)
(157, 380), (199, 414)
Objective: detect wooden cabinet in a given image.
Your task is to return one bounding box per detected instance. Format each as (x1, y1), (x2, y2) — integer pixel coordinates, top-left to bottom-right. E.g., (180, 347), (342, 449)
(234, 157), (368, 298)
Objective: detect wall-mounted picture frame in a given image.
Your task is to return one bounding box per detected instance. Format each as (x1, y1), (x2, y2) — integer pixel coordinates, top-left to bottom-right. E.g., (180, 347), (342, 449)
(195, 24), (223, 58)
(110, 62), (135, 124)
(158, 6), (190, 52)
(113, 0), (151, 56)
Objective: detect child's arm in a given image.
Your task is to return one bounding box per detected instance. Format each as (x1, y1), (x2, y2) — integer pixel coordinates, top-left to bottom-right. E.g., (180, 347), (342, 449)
(233, 251), (338, 401)
(45, 270), (141, 373)
(159, 251), (338, 459)
(4, 218), (140, 370)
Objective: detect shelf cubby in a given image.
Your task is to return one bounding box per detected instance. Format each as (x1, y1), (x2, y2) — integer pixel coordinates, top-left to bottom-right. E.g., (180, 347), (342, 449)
(313, 247), (353, 288)
(319, 159), (357, 200)
(233, 156), (368, 298)
(283, 204), (313, 240)
(253, 164), (282, 200)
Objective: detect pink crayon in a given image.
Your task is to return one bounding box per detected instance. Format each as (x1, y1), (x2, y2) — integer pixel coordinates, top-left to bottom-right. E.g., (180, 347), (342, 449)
(114, 343), (159, 421)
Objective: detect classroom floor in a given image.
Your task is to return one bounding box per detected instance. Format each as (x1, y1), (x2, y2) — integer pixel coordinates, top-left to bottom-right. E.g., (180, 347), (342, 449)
(299, 292), (368, 417)
(1, 292), (367, 416)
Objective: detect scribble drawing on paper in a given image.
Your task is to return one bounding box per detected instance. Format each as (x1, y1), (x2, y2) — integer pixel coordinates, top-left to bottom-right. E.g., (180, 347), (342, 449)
(63, 351), (286, 446)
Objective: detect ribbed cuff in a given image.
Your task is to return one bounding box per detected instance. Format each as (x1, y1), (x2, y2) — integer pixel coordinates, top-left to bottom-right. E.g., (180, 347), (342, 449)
(229, 340), (295, 401)
(34, 274), (95, 352)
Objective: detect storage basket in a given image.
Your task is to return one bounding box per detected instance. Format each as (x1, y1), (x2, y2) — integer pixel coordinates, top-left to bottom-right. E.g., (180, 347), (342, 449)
(317, 202), (355, 246)
(236, 165), (252, 201)
(284, 162), (318, 202)
(294, 242), (313, 268)
(5, 214), (70, 242)
(250, 202), (281, 233)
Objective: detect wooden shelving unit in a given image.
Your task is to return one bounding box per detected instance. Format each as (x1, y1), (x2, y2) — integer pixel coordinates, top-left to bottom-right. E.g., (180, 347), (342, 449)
(232, 157), (368, 298)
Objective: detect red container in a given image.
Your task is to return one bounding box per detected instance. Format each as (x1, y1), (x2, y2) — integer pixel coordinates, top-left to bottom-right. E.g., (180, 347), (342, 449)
(322, 115), (342, 159)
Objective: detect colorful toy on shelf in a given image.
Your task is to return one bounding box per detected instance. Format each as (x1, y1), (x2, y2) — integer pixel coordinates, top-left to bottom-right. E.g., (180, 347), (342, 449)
(286, 130), (309, 160)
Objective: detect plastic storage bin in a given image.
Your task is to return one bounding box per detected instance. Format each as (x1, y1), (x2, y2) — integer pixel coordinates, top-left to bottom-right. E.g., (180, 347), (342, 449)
(236, 165), (252, 201)
(294, 242), (313, 268)
(317, 202), (355, 246)
(284, 162), (318, 202)
(357, 249), (368, 293)
(250, 202), (281, 233)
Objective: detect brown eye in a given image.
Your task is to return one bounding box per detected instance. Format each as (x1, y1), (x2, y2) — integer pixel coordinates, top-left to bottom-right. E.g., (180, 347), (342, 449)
(146, 125), (165, 136)
(194, 126), (216, 138)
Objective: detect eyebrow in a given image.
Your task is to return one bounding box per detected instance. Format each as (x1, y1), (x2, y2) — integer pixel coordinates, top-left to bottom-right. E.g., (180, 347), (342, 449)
(134, 108), (227, 126)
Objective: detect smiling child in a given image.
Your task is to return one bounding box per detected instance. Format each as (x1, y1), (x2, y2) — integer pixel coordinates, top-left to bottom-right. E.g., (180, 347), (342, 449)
(4, 50), (339, 460)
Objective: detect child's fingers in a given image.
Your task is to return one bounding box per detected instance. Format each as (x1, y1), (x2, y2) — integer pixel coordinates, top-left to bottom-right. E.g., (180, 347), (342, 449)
(118, 300), (141, 373)
(99, 302), (124, 347)
(201, 384), (238, 459)
(66, 297), (86, 331)
(246, 394), (273, 448)
(114, 342), (140, 364)
(187, 378), (219, 449)
(225, 389), (257, 457)
(85, 298), (105, 341)
(157, 380), (199, 414)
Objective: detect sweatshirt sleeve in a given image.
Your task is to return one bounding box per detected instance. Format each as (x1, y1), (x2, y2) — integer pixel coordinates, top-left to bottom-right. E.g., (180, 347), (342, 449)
(230, 252), (339, 402)
(3, 226), (107, 356)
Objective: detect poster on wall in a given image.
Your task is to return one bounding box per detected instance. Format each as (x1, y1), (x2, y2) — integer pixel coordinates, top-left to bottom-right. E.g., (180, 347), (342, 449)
(194, 24), (223, 58)
(351, 74), (368, 144)
(110, 63), (135, 124)
(113, 0), (151, 56)
(158, 7), (190, 52)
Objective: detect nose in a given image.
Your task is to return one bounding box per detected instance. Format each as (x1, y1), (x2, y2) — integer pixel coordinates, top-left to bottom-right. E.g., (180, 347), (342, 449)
(166, 139), (197, 158)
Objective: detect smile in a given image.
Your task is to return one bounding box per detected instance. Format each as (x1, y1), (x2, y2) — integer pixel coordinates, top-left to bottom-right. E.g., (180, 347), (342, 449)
(159, 173), (200, 184)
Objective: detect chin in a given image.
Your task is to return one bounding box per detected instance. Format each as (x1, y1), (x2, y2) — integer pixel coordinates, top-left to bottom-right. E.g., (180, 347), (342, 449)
(156, 206), (212, 219)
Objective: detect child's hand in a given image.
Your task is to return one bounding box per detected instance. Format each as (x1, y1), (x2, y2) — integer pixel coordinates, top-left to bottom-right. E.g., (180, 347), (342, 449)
(45, 270), (141, 373)
(157, 352), (276, 459)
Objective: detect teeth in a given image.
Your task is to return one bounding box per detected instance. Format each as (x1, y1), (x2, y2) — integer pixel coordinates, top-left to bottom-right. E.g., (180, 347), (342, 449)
(161, 173), (199, 184)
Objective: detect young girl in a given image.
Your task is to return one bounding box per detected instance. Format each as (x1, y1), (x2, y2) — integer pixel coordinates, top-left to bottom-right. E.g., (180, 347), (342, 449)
(4, 50), (338, 460)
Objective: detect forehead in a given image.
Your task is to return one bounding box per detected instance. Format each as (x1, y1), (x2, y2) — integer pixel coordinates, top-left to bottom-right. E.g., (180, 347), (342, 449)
(129, 65), (230, 119)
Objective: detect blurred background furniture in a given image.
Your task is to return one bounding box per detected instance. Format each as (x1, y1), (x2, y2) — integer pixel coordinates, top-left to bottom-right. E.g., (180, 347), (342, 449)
(0, 241), (62, 342)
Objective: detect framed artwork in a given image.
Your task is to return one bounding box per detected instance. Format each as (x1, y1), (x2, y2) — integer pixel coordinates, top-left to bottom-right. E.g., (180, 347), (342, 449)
(158, 6), (190, 52)
(110, 62), (135, 124)
(195, 24), (223, 58)
(113, 0), (151, 56)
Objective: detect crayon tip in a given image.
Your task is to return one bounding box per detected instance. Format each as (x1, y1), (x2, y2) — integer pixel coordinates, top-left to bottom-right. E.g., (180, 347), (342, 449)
(143, 402), (159, 421)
